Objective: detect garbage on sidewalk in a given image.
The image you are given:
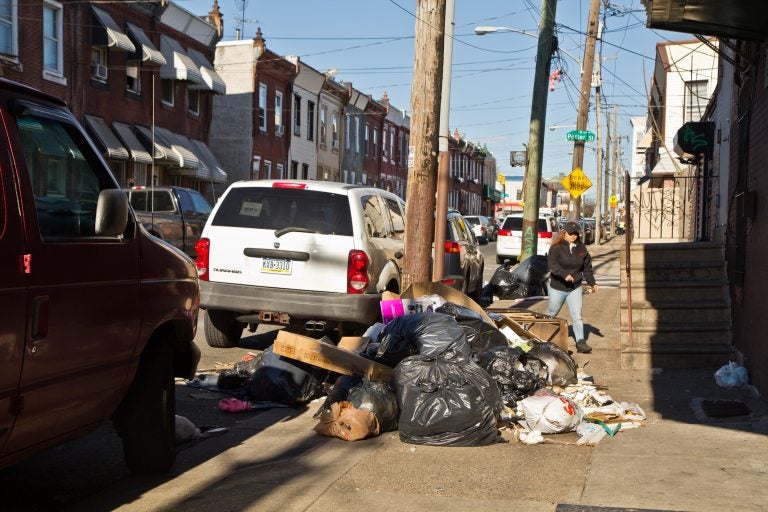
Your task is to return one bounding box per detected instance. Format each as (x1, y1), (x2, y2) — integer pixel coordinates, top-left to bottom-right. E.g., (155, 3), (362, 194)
(714, 361), (749, 388)
(481, 255), (550, 304)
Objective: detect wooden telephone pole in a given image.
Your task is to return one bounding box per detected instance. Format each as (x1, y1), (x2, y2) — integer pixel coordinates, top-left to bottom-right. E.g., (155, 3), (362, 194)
(403, 0), (445, 289)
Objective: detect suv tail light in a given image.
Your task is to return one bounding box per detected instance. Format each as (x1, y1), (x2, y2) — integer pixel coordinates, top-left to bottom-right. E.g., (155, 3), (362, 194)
(497, 229), (511, 237)
(347, 250), (369, 293)
(195, 238), (210, 281)
(444, 241), (461, 253)
(539, 232), (553, 238)
(273, 181), (307, 189)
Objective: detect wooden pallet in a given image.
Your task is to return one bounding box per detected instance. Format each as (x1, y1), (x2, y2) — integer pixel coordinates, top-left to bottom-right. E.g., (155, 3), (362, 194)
(487, 308), (570, 352)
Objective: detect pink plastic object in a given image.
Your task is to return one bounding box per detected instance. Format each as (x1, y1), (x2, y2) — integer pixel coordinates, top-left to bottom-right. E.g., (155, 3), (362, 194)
(219, 398), (253, 413)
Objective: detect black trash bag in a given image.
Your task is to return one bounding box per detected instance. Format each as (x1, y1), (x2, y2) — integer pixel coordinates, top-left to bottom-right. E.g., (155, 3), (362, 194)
(375, 313), (470, 366)
(247, 346), (325, 405)
(435, 302), (509, 354)
(507, 281), (545, 299)
(348, 380), (399, 432)
(394, 349), (504, 446)
(488, 262), (521, 300)
(313, 374), (362, 418)
(478, 283), (495, 308)
(476, 346), (546, 407)
(526, 340), (578, 387)
(217, 353), (264, 389)
(511, 255), (550, 285)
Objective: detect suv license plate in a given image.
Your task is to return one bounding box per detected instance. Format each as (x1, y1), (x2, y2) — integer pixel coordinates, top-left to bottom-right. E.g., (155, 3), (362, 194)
(261, 258), (292, 274)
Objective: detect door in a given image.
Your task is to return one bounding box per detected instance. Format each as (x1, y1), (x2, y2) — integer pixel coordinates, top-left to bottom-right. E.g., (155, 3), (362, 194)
(2, 99), (141, 454)
(0, 119), (26, 457)
(175, 188), (211, 257)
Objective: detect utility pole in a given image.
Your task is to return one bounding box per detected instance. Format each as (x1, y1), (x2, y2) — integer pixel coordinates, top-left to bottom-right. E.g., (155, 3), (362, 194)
(403, 0), (445, 289)
(433, 0), (454, 283)
(570, 0), (600, 219)
(603, 104), (611, 239)
(520, 0), (558, 262)
(594, 54), (603, 245)
(610, 104), (618, 237)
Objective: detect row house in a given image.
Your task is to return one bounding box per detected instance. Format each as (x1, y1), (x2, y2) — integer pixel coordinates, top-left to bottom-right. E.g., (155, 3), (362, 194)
(380, 93), (410, 199)
(448, 130), (488, 216)
(0, 0), (228, 201)
(361, 96), (388, 189)
(341, 84), (369, 186)
(286, 56), (324, 180)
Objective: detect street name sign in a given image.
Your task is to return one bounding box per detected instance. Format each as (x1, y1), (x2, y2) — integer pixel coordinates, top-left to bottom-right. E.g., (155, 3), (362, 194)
(566, 130), (596, 142)
(561, 168), (592, 198)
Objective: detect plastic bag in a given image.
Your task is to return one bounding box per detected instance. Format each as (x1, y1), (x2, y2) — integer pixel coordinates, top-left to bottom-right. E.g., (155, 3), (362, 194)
(313, 375), (362, 418)
(488, 262), (521, 300)
(526, 340), (578, 387)
(714, 362), (749, 388)
(217, 354), (264, 389)
(247, 346), (325, 405)
(518, 395), (583, 434)
(313, 401), (380, 441)
(476, 346), (546, 407)
(348, 380), (399, 432)
(394, 349), (503, 446)
(435, 302), (509, 354)
(375, 313), (470, 366)
(511, 255), (550, 285)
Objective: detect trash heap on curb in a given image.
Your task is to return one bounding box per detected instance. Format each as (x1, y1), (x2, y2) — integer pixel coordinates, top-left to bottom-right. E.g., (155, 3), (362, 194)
(190, 282), (645, 447)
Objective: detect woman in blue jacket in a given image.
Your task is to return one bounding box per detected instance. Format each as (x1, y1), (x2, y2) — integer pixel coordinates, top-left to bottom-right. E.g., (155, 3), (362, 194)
(546, 221), (599, 353)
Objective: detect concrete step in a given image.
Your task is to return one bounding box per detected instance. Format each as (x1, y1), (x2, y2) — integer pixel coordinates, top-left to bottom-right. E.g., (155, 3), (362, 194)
(621, 344), (733, 369)
(619, 282), (729, 302)
(619, 304), (731, 328)
(621, 241), (724, 266)
(619, 324), (732, 348)
(623, 262), (726, 281)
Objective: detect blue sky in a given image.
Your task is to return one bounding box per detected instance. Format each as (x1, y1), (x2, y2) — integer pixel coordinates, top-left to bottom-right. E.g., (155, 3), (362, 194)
(179, 0), (685, 201)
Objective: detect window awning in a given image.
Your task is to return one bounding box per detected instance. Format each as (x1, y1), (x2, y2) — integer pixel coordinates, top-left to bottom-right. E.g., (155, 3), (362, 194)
(155, 128), (202, 173)
(112, 122), (153, 164)
(91, 6), (135, 52)
(186, 48), (226, 95)
(126, 23), (166, 66)
(136, 125), (182, 166)
(84, 115), (129, 160)
(159, 35), (203, 85)
(190, 139), (228, 183)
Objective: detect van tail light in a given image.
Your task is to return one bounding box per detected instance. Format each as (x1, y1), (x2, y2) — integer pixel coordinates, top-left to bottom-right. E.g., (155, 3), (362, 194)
(347, 250), (369, 293)
(539, 232), (553, 238)
(195, 238), (210, 281)
(444, 241), (461, 253)
(497, 229), (511, 237)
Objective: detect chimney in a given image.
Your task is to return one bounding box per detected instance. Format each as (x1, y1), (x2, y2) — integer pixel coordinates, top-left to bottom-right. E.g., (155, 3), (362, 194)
(207, 0), (223, 41)
(381, 91), (390, 113)
(253, 27), (266, 52)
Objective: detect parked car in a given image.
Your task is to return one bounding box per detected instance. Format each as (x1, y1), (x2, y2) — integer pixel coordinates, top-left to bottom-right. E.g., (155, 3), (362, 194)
(125, 186), (212, 259)
(463, 214), (495, 243)
(0, 78), (200, 474)
(196, 180), (407, 346)
(496, 213), (557, 264)
(441, 210), (485, 297)
(581, 219), (595, 244)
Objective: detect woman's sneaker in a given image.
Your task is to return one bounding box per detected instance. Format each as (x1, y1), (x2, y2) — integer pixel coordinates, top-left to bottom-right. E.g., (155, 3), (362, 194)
(576, 340), (592, 353)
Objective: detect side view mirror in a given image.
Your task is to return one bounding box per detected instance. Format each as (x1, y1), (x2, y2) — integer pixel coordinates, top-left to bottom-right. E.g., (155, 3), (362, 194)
(95, 189), (129, 236)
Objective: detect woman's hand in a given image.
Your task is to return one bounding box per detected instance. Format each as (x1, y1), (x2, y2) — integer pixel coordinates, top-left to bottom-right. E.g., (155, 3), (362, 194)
(565, 274), (574, 282)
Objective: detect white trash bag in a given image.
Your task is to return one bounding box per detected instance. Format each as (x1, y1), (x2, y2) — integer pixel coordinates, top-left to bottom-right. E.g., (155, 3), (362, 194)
(714, 362), (749, 388)
(518, 395), (584, 434)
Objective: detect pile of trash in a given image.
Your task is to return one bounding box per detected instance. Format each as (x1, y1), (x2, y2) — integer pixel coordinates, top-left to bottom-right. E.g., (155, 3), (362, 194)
(189, 283), (646, 447)
(480, 255), (550, 305)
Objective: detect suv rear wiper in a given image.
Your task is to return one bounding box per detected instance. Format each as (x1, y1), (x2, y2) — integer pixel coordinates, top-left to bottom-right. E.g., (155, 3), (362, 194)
(274, 226), (319, 238)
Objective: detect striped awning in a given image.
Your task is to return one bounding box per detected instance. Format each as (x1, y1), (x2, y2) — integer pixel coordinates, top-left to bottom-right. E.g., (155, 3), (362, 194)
(112, 122), (153, 164)
(186, 48), (226, 94)
(190, 139), (228, 183)
(135, 125), (181, 166)
(91, 6), (135, 52)
(159, 35), (203, 85)
(155, 128), (201, 174)
(84, 115), (129, 160)
(126, 23), (166, 66)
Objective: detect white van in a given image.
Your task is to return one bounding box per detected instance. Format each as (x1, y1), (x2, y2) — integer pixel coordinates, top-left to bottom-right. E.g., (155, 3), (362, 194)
(495, 213), (557, 264)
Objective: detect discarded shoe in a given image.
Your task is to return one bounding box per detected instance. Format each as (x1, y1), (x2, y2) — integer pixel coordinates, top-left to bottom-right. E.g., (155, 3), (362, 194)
(576, 340), (592, 353)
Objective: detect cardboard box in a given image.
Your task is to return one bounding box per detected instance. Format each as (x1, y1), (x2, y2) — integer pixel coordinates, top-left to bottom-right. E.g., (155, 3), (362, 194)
(273, 330), (392, 381)
(395, 281), (496, 325)
(337, 336), (370, 353)
(488, 308), (569, 352)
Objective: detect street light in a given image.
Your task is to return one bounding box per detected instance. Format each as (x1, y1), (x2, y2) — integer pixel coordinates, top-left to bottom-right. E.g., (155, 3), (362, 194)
(474, 26), (581, 64)
(549, 124), (577, 131)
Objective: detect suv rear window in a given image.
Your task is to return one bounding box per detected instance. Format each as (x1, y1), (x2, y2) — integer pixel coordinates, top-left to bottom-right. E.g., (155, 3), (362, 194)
(211, 187), (353, 236)
(502, 216), (549, 232)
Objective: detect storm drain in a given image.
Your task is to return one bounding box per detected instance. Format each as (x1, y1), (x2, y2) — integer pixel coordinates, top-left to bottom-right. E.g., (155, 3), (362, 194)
(700, 399), (751, 418)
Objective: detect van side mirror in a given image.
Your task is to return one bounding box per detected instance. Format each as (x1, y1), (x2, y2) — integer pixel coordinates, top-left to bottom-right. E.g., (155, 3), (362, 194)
(95, 189), (129, 236)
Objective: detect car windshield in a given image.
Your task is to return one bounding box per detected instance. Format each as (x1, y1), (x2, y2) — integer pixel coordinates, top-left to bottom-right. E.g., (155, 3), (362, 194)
(502, 216), (549, 232)
(464, 217), (480, 225)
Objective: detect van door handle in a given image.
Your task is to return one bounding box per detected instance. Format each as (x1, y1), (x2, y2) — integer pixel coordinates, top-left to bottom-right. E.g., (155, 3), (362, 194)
(31, 295), (49, 341)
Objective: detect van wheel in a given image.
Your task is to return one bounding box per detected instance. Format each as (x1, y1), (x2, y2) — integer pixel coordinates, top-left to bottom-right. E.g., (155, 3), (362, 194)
(113, 340), (175, 474)
(204, 309), (243, 348)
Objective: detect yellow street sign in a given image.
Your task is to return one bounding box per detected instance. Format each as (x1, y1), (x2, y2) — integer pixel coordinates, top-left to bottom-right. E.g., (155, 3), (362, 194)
(609, 194), (618, 208)
(561, 167), (592, 199)
(497, 173), (506, 185)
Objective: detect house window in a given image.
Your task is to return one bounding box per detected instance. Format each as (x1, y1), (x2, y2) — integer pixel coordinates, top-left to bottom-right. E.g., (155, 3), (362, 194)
(291, 160), (298, 179)
(43, 0), (63, 76)
(373, 128), (378, 158)
(276, 163), (284, 179)
(264, 160), (272, 179)
(345, 115), (351, 150)
(293, 94), (301, 136)
(364, 124), (370, 156)
(90, 46), (107, 81)
(188, 88), (200, 115)
(258, 82), (267, 132)
(251, 155), (261, 179)
(382, 126), (388, 160)
(319, 105), (327, 145)
(275, 91), (283, 134)
(161, 79), (174, 106)
(126, 62), (141, 94)
(302, 163), (309, 180)
(355, 117), (361, 154)
(307, 101), (315, 141)
(332, 112), (339, 149)
(684, 80), (707, 123)
(389, 129), (395, 163)
(0, 0), (18, 58)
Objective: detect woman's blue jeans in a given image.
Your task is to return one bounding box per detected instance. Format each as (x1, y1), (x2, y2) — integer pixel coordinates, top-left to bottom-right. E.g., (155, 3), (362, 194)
(546, 283), (584, 342)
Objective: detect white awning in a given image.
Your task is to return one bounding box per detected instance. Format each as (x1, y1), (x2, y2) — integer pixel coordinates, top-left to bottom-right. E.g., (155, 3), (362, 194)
(126, 23), (166, 66)
(91, 7), (135, 53)
(83, 115), (129, 160)
(650, 154), (681, 175)
(112, 122), (153, 164)
(190, 139), (228, 183)
(186, 48), (226, 94)
(135, 126), (182, 166)
(155, 128), (202, 174)
(159, 35), (203, 85)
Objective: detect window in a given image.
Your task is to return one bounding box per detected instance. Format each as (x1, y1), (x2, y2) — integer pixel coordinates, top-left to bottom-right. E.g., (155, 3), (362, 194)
(364, 124), (369, 156)
(43, 1), (63, 76)
(161, 79), (174, 106)
(389, 128), (395, 162)
(264, 160), (272, 179)
(345, 115), (351, 150)
(90, 46), (107, 81)
(0, 0), (18, 58)
(332, 112), (339, 148)
(684, 80), (707, 123)
(361, 195), (390, 238)
(258, 82), (267, 132)
(275, 91), (283, 132)
(291, 160), (298, 179)
(373, 128), (378, 158)
(276, 163), (284, 179)
(355, 117), (361, 154)
(307, 101), (315, 141)
(188, 88), (200, 115)
(126, 62), (140, 94)
(319, 105), (327, 145)
(293, 94), (301, 136)
(302, 163), (309, 180)
(382, 126), (388, 160)
(251, 155), (261, 180)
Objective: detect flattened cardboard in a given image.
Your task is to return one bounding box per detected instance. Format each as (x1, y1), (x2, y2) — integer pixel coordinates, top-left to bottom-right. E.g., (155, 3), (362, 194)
(398, 281), (495, 325)
(273, 331), (392, 381)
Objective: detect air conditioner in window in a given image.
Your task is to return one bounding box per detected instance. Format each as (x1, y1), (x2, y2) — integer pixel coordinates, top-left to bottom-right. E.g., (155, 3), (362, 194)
(91, 63), (108, 80)
(275, 125), (284, 136)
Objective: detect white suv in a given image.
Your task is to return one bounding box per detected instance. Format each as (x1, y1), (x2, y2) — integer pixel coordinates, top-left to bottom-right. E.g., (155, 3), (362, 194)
(195, 180), (406, 347)
(496, 213), (557, 264)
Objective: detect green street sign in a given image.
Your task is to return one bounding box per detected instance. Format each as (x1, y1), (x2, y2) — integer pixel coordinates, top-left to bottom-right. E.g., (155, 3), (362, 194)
(566, 130), (596, 142)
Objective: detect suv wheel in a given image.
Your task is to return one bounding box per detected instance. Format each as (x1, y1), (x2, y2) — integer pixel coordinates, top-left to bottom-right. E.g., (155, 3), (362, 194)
(205, 309), (243, 348)
(113, 341), (175, 474)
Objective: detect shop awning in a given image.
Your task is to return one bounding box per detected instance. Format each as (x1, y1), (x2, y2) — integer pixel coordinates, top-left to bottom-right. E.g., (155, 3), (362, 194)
(136, 125), (182, 166)
(159, 35), (203, 85)
(126, 23), (166, 66)
(190, 139), (228, 183)
(91, 6), (135, 52)
(84, 115), (129, 160)
(112, 122), (153, 164)
(186, 48), (226, 94)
